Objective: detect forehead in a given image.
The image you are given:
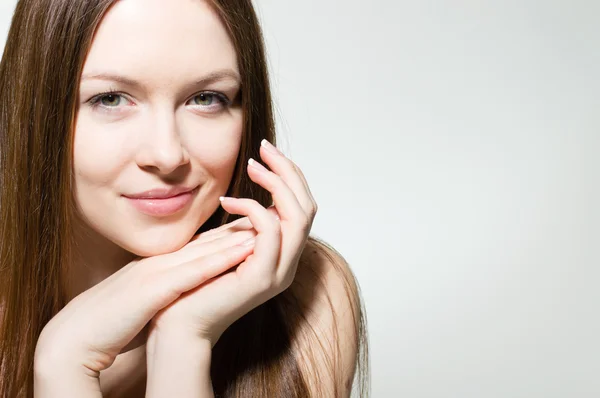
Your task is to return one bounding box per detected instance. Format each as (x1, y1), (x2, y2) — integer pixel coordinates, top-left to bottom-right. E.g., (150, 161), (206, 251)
(81, 0), (238, 88)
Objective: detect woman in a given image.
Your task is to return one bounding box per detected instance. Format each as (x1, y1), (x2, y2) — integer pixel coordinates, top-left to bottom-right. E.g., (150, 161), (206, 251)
(0, 0), (368, 396)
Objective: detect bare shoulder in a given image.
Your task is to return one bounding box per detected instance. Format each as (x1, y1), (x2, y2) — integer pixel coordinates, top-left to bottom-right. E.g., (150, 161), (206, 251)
(282, 236), (366, 397)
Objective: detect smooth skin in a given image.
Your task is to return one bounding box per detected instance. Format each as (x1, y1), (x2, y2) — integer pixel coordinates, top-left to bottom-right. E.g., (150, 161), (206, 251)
(34, 141), (318, 397)
(32, 0), (357, 396)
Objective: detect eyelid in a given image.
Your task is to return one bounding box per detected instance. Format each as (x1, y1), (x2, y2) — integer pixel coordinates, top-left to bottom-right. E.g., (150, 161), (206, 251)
(88, 91), (133, 107)
(187, 91), (231, 107)
(87, 90), (231, 112)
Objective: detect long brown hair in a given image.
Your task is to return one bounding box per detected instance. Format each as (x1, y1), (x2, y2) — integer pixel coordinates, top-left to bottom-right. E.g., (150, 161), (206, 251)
(0, 1), (369, 397)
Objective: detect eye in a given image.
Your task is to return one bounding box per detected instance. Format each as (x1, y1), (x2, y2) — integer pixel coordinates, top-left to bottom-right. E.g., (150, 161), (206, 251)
(98, 94), (123, 107)
(192, 93), (216, 106)
(88, 91), (133, 112)
(188, 92), (231, 112)
(86, 90), (233, 114)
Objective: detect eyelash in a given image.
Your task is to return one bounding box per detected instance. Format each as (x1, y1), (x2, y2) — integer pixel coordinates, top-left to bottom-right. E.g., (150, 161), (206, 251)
(87, 89), (232, 114)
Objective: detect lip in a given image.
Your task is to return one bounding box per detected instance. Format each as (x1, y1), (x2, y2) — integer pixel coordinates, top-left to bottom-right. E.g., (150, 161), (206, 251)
(123, 186), (199, 217)
(124, 186), (197, 199)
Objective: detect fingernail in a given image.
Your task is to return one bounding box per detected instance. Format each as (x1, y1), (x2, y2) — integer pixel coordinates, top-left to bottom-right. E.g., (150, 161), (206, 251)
(248, 158), (268, 172)
(261, 139), (280, 155)
(240, 237), (256, 246)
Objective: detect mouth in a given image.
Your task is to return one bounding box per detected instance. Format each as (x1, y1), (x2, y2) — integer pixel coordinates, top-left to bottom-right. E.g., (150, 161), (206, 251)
(123, 186), (199, 217)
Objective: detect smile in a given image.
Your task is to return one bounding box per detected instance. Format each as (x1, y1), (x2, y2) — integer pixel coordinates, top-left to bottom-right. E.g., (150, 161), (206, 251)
(124, 186), (199, 217)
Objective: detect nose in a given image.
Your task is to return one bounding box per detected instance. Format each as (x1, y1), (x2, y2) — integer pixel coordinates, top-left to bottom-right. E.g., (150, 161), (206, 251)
(135, 111), (190, 175)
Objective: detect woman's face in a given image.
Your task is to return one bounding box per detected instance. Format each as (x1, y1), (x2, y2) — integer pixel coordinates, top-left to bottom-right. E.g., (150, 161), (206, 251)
(74, 0), (242, 257)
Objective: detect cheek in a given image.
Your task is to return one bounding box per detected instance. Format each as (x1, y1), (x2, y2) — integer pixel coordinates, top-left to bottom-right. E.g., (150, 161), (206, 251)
(72, 115), (131, 189)
(184, 113), (244, 189)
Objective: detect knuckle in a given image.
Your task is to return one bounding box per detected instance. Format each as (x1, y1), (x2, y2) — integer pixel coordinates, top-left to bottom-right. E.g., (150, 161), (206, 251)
(258, 277), (275, 293)
(298, 213), (312, 230)
(306, 203), (317, 217)
(290, 160), (302, 174)
(137, 270), (180, 305)
(249, 271), (275, 294)
(282, 156), (294, 168)
(271, 218), (282, 234)
(276, 273), (294, 293)
(262, 273), (278, 293)
(154, 284), (182, 305)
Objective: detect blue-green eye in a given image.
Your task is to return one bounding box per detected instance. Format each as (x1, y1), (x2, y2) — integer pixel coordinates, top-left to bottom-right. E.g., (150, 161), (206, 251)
(190, 92), (230, 109)
(87, 90), (232, 115)
(99, 94), (122, 107)
(193, 93), (215, 106)
(88, 92), (131, 112)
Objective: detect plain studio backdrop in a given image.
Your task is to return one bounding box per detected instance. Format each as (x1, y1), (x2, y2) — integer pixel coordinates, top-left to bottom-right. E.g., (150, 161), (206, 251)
(1, 1), (599, 397)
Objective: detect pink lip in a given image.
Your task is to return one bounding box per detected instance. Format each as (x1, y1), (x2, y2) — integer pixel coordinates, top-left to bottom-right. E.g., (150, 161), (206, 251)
(125, 186), (197, 199)
(124, 186), (199, 217)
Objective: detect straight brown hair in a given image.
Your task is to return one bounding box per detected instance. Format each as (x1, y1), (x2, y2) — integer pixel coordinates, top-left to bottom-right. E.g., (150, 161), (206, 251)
(0, 1), (369, 396)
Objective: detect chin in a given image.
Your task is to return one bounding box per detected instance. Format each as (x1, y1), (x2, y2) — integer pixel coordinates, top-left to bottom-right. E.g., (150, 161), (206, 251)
(118, 226), (195, 257)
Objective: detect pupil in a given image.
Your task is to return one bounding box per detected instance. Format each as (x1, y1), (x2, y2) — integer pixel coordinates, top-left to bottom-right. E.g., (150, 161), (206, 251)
(103, 95), (118, 106)
(198, 94), (212, 105)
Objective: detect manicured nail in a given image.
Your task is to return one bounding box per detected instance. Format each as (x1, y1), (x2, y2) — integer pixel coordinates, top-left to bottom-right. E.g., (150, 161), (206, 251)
(248, 158), (268, 172)
(261, 139), (280, 155)
(219, 196), (233, 202)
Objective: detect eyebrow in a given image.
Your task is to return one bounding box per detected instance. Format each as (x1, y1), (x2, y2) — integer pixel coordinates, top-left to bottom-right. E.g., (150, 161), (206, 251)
(80, 69), (241, 88)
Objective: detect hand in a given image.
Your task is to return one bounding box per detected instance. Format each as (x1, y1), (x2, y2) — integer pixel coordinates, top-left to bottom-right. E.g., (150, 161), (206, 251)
(148, 139), (318, 346)
(33, 227), (257, 382)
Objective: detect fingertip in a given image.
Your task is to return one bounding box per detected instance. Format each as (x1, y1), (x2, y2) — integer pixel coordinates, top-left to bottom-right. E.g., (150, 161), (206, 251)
(219, 196), (237, 210)
(261, 139), (281, 155)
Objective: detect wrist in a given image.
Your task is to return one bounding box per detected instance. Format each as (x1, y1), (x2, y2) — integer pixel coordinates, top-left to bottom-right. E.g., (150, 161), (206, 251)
(34, 343), (94, 378)
(146, 327), (214, 397)
(34, 352), (101, 398)
(147, 322), (214, 354)
(147, 326), (213, 361)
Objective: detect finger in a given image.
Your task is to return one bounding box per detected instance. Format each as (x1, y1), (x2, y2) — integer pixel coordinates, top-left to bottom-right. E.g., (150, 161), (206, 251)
(247, 157), (307, 224)
(188, 217), (254, 245)
(189, 216), (251, 243)
(149, 241), (256, 308)
(259, 140), (317, 215)
(184, 230), (256, 258)
(170, 230), (257, 268)
(70, 238), (256, 368)
(266, 205), (280, 221)
(189, 225), (255, 247)
(242, 159), (311, 285)
(219, 197), (281, 273)
(189, 206), (277, 247)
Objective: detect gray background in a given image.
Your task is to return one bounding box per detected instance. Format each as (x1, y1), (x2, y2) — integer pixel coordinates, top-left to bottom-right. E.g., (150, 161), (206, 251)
(2, 0), (599, 396)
